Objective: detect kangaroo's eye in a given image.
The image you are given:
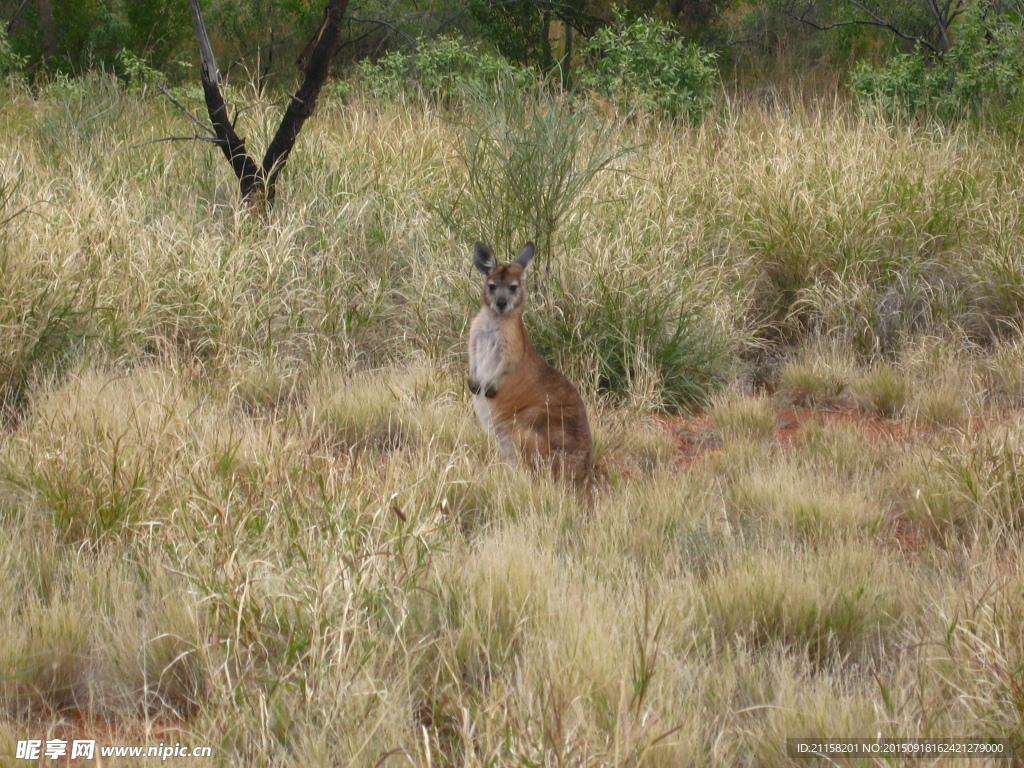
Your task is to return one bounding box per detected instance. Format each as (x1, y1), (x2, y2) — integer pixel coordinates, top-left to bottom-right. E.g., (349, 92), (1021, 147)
(488, 283), (496, 292)
(509, 284), (518, 293)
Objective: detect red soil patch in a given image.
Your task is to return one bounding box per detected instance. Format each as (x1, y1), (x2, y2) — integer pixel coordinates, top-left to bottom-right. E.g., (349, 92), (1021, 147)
(658, 405), (997, 556)
(774, 407), (909, 445)
(889, 518), (932, 555)
(664, 410), (717, 468)
(661, 405), (912, 469)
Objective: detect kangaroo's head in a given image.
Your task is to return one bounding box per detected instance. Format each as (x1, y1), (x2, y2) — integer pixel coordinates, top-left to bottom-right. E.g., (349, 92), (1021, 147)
(473, 241), (535, 317)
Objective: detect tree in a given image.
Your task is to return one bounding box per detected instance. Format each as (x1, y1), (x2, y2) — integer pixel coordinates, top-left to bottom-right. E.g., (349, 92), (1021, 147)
(188, 0), (349, 204)
(0, 0), (191, 75)
(466, 0), (602, 76)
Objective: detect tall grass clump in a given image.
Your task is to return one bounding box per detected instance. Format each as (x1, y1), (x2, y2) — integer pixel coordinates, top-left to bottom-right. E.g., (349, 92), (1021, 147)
(0, 183), (93, 421)
(1, 369), (197, 543)
(709, 392), (776, 444)
(852, 365), (910, 418)
(448, 81), (631, 265)
(723, 105), (1009, 347)
(700, 548), (908, 666)
(930, 430), (1024, 532)
(777, 359), (847, 409)
(980, 337), (1024, 404)
(0, 281), (92, 418)
(917, 579), (1024, 738)
(727, 464), (885, 542)
(913, 384), (969, 429)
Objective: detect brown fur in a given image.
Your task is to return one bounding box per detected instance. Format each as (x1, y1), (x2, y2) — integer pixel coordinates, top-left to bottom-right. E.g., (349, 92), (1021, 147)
(468, 242), (593, 483)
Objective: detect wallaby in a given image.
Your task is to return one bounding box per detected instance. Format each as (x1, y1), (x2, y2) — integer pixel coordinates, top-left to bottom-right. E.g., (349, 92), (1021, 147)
(468, 241), (593, 483)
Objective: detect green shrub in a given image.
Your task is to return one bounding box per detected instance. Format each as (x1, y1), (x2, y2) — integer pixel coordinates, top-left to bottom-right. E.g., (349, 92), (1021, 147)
(851, 51), (930, 117)
(356, 49), (407, 101)
(852, 2), (1024, 124)
(0, 28), (25, 77)
(529, 270), (729, 411)
(358, 35), (533, 103)
(580, 13), (718, 124)
(7, 0), (190, 75)
(115, 50), (162, 92)
(468, 0), (557, 70)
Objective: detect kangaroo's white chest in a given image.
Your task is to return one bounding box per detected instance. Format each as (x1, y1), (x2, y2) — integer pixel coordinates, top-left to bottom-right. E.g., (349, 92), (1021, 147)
(469, 312), (515, 461)
(470, 312), (505, 387)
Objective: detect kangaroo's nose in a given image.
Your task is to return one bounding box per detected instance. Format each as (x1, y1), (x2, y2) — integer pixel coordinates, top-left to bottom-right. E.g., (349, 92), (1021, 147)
(495, 299), (507, 312)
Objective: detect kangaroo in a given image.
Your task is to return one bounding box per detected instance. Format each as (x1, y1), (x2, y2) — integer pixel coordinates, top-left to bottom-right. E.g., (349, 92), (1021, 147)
(468, 241), (593, 484)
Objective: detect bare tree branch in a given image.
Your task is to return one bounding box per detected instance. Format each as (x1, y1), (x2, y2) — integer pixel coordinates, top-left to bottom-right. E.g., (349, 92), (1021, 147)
(262, 0), (349, 199)
(341, 20), (398, 53)
(789, 1), (942, 55)
(116, 135), (223, 154)
(4, 0), (31, 34)
(188, 0), (262, 197)
(727, 28), (769, 47)
(343, 16), (418, 48)
(188, 0), (350, 204)
(156, 84), (215, 136)
(925, 0), (951, 50)
(926, 0), (966, 51)
(223, 32), (301, 80)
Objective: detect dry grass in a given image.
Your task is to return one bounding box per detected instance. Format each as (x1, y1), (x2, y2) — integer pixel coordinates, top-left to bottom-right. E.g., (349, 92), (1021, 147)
(0, 74), (1022, 765)
(709, 392), (776, 445)
(853, 364), (911, 418)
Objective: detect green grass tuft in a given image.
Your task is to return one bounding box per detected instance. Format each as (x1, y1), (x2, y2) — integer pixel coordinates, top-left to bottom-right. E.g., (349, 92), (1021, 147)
(853, 365), (911, 418)
(777, 360), (847, 409)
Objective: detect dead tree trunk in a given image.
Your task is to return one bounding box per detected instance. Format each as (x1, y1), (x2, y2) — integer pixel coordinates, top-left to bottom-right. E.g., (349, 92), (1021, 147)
(37, 0), (52, 63)
(188, 0), (349, 205)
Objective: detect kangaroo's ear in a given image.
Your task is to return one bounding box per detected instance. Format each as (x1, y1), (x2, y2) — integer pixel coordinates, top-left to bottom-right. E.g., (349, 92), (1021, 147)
(473, 242), (496, 274)
(514, 242), (536, 270)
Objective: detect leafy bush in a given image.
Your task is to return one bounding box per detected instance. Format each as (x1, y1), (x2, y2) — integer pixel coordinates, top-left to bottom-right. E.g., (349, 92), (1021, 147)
(115, 50), (163, 92)
(469, 0), (557, 70)
(851, 52), (930, 116)
(8, 0), (190, 75)
(358, 35), (533, 103)
(357, 50), (409, 101)
(580, 13), (718, 124)
(852, 2), (1024, 123)
(0, 28), (25, 77)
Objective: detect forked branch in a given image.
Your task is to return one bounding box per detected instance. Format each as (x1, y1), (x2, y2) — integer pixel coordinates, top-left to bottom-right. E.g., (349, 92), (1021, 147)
(789, 0), (946, 56)
(188, 0), (350, 204)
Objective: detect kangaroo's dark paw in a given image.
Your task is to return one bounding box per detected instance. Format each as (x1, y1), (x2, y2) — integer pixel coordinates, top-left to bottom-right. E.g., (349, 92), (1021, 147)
(484, 384), (498, 398)
(468, 378), (481, 395)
